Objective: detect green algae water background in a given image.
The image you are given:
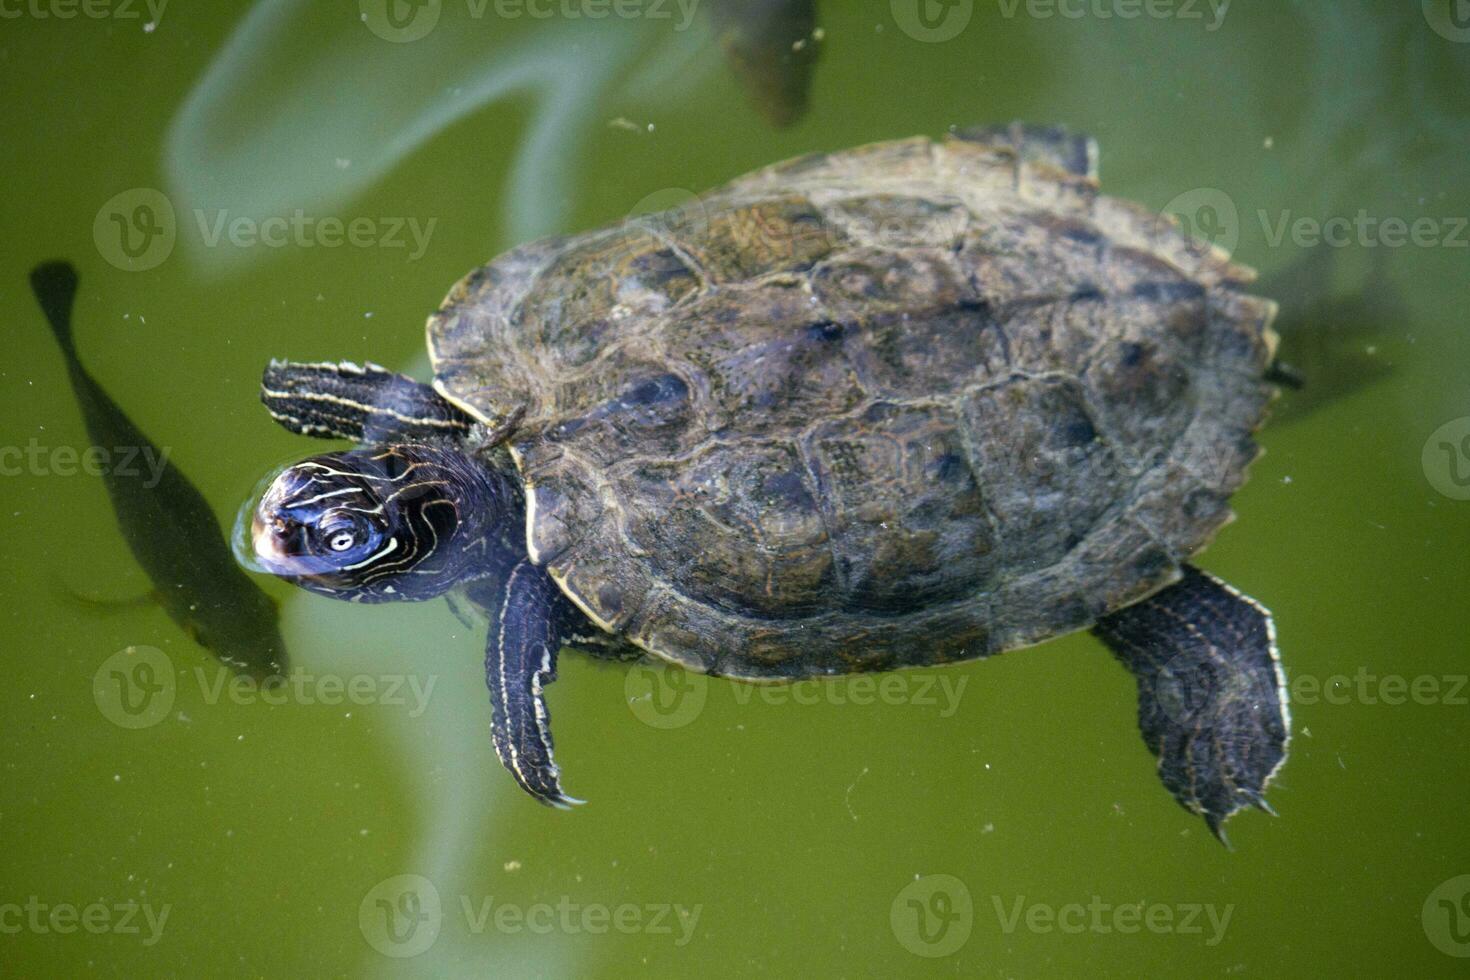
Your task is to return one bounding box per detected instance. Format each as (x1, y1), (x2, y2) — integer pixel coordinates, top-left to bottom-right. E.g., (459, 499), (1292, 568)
(2, 1), (1469, 975)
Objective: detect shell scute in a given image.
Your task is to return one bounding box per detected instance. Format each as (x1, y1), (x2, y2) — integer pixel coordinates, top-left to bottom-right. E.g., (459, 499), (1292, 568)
(517, 227), (703, 370)
(665, 193), (847, 282)
(803, 402), (998, 611)
(960, 374), (1129, 575)
(614, 441), (834, 618)
(675, 283), (868, 434)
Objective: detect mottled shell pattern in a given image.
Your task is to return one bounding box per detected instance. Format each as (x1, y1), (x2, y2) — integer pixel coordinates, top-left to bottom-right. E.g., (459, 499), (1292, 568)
(428, 135), (1278, 680)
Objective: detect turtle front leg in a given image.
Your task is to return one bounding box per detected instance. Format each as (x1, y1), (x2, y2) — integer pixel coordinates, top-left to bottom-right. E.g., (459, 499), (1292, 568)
(470, 560), (585, 809)
(1093, 565), (1289, 844)
(259, 360), (475, 443)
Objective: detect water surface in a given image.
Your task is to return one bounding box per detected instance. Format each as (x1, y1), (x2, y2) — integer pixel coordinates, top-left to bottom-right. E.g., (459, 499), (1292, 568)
(2, 1), (1468, 975)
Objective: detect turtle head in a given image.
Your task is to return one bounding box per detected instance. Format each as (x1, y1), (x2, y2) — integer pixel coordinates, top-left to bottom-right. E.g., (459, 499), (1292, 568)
(246, 445), (512, 602)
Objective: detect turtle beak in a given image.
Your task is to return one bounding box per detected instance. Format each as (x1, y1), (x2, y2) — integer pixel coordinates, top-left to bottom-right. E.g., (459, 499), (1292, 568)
(250, 514), (290, 565)
(249, 511), (309, 576)
(242, 466), (326, 577)
(248, 514), (334, 578)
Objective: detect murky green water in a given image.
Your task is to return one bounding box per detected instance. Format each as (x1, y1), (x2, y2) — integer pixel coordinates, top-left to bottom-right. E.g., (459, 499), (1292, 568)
(3, 1), (1469, 976)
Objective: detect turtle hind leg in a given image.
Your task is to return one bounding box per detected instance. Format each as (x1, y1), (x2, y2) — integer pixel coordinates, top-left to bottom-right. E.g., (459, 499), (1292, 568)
(1092, 565), (1290, 844)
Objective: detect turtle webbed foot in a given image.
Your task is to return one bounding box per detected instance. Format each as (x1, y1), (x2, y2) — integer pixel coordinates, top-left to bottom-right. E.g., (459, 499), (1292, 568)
(1094, 565), (1290, 843)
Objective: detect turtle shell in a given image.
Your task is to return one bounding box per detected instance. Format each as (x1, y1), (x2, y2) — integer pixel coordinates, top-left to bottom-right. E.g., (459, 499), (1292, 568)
(427, 135), (1278, 680)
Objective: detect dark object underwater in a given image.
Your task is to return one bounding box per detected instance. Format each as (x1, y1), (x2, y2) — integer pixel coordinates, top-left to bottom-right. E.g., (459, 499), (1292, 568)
(30, 261), (286, 679)
(711, 0), (820, 127)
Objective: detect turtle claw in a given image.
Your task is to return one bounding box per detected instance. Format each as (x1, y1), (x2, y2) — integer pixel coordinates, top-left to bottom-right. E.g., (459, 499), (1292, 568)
(543, 791), (586, 811)
(509, 760), (584, 811)
(1205, 816), (1232, 851)
(1248, 793), (1279, 817)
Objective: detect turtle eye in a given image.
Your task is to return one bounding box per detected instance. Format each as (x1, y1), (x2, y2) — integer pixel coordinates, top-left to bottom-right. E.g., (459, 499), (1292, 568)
(316, 511), (370, 556)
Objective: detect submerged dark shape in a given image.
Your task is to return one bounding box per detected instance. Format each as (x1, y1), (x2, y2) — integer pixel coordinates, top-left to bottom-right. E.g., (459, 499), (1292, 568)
(710, 0), (819, 127)
(30, 261), (286, 679)
(246, 125), (1292, 840)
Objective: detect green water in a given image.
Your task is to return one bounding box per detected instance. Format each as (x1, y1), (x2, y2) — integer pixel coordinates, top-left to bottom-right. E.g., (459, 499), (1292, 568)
(3, 1), (1469, 976)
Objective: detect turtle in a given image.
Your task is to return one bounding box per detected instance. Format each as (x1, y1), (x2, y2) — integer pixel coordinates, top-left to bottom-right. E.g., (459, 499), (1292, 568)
(246, 123), (1290, 841)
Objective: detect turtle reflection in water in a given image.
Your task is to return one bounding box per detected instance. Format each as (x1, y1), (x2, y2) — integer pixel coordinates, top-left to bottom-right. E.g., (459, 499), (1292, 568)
(245, 125), (1290, 841)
